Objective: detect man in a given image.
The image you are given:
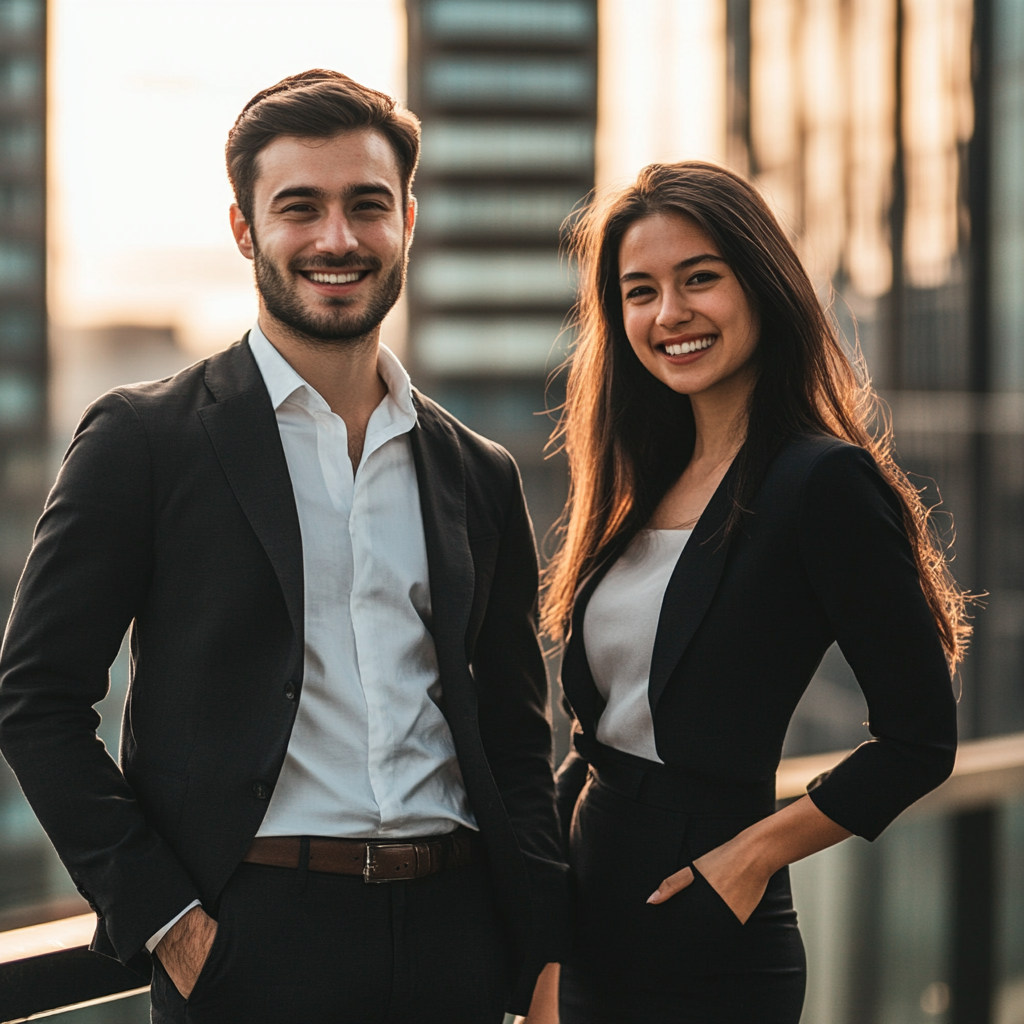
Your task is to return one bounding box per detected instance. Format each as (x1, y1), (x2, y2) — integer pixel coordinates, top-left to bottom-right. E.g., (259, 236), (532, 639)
(0, 70), (566, 1023)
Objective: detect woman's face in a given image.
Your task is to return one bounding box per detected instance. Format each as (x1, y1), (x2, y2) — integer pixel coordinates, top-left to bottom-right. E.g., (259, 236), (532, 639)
(618, 211), (760, 399)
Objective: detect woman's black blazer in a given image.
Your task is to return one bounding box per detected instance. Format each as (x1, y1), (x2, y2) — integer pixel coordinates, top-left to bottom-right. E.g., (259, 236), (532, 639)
(559, 434), (958, 841)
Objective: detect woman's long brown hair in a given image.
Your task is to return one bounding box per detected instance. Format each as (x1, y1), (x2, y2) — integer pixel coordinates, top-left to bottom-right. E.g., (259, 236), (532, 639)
(541, 161), (970, 668)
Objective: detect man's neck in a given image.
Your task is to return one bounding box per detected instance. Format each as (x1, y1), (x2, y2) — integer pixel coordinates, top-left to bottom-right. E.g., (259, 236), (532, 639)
(257, 307), (388, 471)
(257, 308), (387, 423)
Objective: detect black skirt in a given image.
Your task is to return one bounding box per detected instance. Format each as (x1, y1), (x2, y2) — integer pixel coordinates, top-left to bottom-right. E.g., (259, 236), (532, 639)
(560, 744), (806, 1024)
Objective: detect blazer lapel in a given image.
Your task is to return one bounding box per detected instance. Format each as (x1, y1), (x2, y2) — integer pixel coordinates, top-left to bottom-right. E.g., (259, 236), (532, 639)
(647, 460), (740, 714)
(560, 557), (616, 735)
(408, 394), (475, 677)
(198, 338), (304, 644)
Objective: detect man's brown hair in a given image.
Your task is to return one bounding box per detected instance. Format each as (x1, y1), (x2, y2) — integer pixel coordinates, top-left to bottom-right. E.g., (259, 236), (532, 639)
(226, 69), (421, 223)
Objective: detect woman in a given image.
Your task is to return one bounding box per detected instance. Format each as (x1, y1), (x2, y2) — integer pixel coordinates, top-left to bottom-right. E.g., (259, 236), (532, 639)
(538, 162), (965, 1023)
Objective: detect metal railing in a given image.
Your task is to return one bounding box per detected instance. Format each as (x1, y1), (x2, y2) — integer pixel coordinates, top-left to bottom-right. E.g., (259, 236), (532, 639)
(2, 732), (1022, 1023)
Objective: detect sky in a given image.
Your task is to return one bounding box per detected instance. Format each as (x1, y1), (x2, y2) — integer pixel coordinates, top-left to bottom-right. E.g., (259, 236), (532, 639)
(49, 0), (725, 357)
(50, 0), (406, 354)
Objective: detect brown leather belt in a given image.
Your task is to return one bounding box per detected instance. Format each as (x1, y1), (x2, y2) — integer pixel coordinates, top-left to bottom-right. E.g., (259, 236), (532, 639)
(242, 827), (478, 883)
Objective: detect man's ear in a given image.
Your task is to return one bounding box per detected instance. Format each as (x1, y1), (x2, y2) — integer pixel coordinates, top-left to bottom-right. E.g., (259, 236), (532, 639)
(404, 194), (417, 246)
(230, 204), (255, 260)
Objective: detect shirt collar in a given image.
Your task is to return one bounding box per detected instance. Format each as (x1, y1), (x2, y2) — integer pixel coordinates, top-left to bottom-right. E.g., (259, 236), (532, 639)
(246, 321), (417, 430)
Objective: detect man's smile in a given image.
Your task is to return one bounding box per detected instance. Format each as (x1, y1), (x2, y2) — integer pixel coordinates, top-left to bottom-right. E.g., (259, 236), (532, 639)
(304, 270), (366, 285)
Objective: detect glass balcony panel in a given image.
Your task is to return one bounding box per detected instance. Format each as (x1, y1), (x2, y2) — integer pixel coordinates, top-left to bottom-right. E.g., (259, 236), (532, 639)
(416, 185), (582, 238)
(423, 0), (594, 43)
(877, 815), (952, 1024)
(424, 56), (594, 109)
(412, 250), (575, 306)
(419, 120), (594, 173)
(997, 795), (1024, 1022)
(416, 315), (568, 373)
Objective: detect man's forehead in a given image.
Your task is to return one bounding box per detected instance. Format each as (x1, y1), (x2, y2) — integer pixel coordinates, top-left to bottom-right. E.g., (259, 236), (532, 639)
(253, 129), (402, 200)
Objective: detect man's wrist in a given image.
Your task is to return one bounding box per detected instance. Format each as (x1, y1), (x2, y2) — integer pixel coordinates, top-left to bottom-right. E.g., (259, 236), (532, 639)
(146, 900), (202, 954)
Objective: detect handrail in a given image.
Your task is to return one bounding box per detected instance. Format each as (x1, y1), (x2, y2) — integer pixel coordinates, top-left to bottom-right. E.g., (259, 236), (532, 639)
(2, 730), (1023, 1022)
(776, 730), (1024, 812)
(0, 915), (96, 968)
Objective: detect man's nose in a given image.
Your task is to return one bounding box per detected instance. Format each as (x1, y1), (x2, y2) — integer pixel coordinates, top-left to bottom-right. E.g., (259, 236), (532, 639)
(315, 210), (359, 254)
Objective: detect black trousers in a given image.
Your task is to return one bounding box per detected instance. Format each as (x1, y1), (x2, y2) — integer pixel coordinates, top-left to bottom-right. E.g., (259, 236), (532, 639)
(150, 857), (512, 1024)
(560, 748), (806, 1024)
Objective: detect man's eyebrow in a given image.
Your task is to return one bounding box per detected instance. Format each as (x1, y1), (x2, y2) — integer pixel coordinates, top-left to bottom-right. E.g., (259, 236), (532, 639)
(270, 182), (397, 204)
(619, 253), (725, 283)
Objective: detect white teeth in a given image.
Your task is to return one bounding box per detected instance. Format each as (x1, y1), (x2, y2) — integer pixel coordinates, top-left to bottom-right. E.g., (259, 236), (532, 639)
(308, 271), (361, 284)
(663, 336), (715, 356)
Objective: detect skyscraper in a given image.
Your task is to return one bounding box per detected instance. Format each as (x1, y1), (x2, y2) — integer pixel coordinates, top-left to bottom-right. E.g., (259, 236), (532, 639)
(405, 0), (598, 544)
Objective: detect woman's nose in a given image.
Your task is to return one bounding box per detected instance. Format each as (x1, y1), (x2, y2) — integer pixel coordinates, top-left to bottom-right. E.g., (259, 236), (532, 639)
(655, 293), (694, 329)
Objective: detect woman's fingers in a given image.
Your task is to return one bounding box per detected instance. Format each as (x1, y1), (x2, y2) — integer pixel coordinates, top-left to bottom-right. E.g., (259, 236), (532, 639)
(647, 864), (694, 904)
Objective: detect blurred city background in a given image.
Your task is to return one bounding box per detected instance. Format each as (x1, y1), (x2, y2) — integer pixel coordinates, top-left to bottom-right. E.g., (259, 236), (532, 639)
(0, 0), (1022, 1021)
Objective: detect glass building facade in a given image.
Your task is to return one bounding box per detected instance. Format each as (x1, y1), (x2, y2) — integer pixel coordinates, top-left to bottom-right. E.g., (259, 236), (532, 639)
(405, 0), (597, 554)
(0, 0), (58, 932)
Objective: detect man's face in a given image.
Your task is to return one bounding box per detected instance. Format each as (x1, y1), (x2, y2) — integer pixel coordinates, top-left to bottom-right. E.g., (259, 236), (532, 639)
(231, 129), (414, 343)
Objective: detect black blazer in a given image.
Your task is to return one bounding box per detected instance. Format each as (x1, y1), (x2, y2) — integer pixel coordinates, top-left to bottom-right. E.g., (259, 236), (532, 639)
(559, 434), (958, 841)
(0, 339), (568, 1005)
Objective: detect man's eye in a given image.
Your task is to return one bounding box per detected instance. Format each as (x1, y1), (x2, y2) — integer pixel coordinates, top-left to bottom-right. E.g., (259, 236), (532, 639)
(283, 204), (316, 213)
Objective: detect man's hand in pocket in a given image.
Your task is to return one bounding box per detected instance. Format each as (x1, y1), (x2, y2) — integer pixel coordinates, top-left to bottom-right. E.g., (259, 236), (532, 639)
(155, 905), (219, 999)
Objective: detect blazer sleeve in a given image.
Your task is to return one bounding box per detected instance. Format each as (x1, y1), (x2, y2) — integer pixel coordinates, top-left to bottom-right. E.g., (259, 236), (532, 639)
(0, 392), (201, 963)
(797, 443), (958, 840)
(472, 457), (571, 973)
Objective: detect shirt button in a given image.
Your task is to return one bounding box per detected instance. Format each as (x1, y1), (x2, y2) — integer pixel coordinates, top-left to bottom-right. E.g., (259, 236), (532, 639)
(283, 682), (296, 700)
(252, 782), (270, 800)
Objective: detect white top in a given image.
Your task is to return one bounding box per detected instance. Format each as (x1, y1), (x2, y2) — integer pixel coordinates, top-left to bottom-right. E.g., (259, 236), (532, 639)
(583, 529), (691, 763)
(148, 325), (476, 950)
(248, 323), (476, 840)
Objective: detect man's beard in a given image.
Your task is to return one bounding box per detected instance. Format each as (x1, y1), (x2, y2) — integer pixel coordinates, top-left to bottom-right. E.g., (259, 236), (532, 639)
(253, 242), (405, 344)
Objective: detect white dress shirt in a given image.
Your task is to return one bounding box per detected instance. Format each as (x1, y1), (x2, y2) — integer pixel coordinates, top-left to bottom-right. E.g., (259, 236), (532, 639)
(146, 324), (475, 951)
(583, 528), (692, 763)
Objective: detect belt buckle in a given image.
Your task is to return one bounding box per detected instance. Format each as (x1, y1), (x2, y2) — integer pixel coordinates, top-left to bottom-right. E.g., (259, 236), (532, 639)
(363, 842), (411, 883)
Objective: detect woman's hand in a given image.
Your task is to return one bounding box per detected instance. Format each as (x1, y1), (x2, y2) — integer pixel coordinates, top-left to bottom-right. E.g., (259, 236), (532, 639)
(645, 832), (772, 923)
(515, 962), (560, 1024)
(645, 795), (853, 922)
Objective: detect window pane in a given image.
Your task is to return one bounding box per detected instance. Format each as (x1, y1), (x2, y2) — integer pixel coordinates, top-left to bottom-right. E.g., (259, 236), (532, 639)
(416, 316), (569, 373)
(0, 307), (41, 354)
(416, 185), (582, 238)
(0, 122), (42, 166)
(0, 0), (42, 38)
(420, 120), (593, 173)
(424, 0), (594, 43)
(424, 56), (594, 109)
(0, 369), (40, 425)
(412, 251), (575, 305)
(0, 241), (40, 287)
(0, 57), (42, 103)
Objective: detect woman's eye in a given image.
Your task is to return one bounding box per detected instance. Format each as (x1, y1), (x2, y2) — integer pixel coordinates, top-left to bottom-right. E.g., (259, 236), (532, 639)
(687, 271), (719, 286)
(624, 285), (654, 299)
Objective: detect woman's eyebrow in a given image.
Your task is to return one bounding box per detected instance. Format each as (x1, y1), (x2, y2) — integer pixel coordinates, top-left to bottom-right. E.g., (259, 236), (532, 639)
(619, 254), (725, 284)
